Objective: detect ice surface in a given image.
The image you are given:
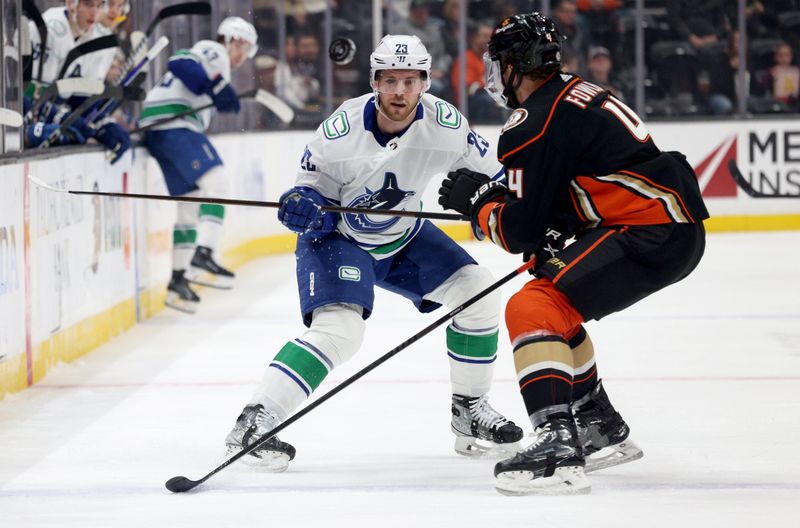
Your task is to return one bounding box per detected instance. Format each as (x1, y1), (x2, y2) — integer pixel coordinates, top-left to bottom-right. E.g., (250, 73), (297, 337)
(1, 232), (799, 527)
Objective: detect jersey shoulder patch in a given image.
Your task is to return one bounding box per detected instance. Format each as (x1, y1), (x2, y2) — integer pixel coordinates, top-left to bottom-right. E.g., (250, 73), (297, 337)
(46, 18), (68, 38)
(322, 110), (351, 140)
(501, 108), (528, 133)
(434, 100), (461, 129)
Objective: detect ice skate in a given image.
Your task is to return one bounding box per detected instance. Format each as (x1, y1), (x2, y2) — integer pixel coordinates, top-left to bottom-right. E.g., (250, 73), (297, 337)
(451, 394), (523, 458)
(225, 404), (296, 472)
(573, 380), (643, 473)
(165, 269), (201, 314)
(186, 246), (235, 289)
(494, 417), (590, 495)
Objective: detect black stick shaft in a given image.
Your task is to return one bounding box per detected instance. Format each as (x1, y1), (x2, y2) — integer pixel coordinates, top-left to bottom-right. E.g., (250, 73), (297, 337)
(728, 160), (800, 199)
(165, 259), (534, 492)
(64, 189), (469, 221)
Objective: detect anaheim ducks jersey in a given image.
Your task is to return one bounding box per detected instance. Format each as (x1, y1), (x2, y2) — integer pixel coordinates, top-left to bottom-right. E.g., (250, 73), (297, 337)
(139, 40), (231, 132)
(295, 93), (504, 259)
(483, 72), (709, 254)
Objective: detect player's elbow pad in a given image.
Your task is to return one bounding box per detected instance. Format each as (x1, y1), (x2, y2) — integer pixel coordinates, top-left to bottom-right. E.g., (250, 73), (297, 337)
(167, 57), (212, 95)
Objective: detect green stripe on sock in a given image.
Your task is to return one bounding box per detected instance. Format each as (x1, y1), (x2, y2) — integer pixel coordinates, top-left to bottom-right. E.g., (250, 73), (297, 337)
(274, 342), (329, 391)
(447, 326), (498, 358)
(199, 203), (225, 219)
(173, 228), (197, 245)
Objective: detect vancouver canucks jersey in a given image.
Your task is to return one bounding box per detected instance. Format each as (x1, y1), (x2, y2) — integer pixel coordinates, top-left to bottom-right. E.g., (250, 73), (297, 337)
(29, 8), (88, 84)
(139, 40), (231, 133)
(295, 93), (504, 259)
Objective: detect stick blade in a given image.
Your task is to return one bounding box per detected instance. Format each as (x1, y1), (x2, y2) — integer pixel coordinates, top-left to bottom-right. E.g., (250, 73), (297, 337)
(254, 89), (295, 124)
(165, 476), (201, 493)
(0, 108), (23, 127)
(55, 77), (105, 96)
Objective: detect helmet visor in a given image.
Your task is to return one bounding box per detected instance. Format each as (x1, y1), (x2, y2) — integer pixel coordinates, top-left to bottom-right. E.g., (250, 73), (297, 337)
(372, 73), (426, 95)
(483, 52), (507, 107)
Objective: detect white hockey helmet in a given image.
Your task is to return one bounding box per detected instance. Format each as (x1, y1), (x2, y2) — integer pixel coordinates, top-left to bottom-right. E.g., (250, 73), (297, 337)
(218, 16), (258, 59)
(369, 34), (432, 93)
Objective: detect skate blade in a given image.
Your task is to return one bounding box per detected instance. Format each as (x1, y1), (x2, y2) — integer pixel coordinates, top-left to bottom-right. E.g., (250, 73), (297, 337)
(454, 436), (521, 459)
(186, 268), (234, 289)
(165, 292), (199, 314)
(585, 439), (644, 473)
(495, 466), (591, 496)
(226, 446), (290, 473)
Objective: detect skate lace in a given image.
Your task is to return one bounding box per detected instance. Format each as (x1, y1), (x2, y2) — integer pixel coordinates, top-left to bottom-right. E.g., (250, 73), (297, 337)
(524, 423), (556, 452)
(470, 395), (509, 430)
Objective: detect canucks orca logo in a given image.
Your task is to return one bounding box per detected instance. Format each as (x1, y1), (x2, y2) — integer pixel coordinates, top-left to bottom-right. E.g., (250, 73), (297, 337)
(343, 172), (415, 233)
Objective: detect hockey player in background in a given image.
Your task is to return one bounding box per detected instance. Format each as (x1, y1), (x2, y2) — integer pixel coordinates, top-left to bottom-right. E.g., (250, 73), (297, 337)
(139, 16), (257, 313)
(438, 13), (709, 495)
(25, 0), (130, 162)
(225, 35), (524, 471)
(28, 0), (101, 87)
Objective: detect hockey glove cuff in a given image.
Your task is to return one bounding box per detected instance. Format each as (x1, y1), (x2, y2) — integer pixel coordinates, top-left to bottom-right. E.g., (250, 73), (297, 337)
(209, 76), (240, 113)
(278, 187), (337, 238)
(25, 122), (89, 147)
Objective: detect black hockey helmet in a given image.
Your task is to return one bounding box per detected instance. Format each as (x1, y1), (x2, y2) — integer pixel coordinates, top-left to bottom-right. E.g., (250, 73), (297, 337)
(484, 13), (563, 108)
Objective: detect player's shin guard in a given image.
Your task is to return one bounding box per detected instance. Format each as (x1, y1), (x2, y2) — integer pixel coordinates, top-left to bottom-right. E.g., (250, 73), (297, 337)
(196, 203), (225, 253)
(249, 304), (365, 423)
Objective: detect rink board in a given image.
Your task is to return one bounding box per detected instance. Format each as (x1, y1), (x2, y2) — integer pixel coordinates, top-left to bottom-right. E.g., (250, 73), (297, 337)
(1, 118), (799, 397)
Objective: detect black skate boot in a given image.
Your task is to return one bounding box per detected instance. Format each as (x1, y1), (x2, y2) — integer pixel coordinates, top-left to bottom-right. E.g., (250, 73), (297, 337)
(494, 417), (590, 495)
(572, 380), (643, 473)
(225, 404), (296, 472)
(451, 394), (524, 458)
(165, 269), (201, 313)
(186, 246), (234, 289)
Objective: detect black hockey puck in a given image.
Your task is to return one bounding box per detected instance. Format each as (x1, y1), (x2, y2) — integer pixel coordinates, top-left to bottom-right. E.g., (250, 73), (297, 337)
(328, 37), (356, 65)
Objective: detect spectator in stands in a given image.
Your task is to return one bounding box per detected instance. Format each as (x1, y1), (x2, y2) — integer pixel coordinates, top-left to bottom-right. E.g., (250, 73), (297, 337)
(440, 0), (462, 60)
(450, 21), (497, 122)
(762, 42), (800, 109)
(699, 30), (747, 115)
(578, 0), (621, 53)
(274, 34), (321, 112)
(666, 0), (730, 51)
(553, 0), (588, 70)
(393, 0), (450, 98)
(584, 46), (627, 101)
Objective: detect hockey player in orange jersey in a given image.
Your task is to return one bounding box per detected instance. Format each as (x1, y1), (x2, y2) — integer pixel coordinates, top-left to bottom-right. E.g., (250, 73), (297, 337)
(438, 12), (709, 495)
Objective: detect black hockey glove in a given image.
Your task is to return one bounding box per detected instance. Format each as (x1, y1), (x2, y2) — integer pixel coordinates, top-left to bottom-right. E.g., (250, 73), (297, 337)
(438, 168), (509, 217)
(523, 217), (577, 275)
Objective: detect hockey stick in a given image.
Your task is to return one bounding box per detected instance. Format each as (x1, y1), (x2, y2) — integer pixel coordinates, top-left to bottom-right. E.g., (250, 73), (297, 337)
(38, 86), (124, 148)
(164, 257), (534, 493)
(728, 160), (800, 199)
(57, 34), (120, 79)
(0, 108), (23, 127)
(24, 77), (105, 125)
(133, 88), (294, 133)
(22, 0), (47, 83)
(114, 1), (211, 85)
(86, 36), (170, 125)
(26, 175), (468, 221)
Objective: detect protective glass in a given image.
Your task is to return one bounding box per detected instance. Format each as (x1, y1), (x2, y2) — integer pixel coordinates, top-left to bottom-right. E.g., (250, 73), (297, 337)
(483, 52), (507, 107)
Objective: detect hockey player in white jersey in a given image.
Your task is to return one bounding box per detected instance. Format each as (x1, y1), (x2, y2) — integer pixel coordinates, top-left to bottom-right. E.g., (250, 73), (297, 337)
(25, 0), (130, 162)
(28, 0), (101, 87)
(139, 16), (258, 313)
(225, 35), (524, 471)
